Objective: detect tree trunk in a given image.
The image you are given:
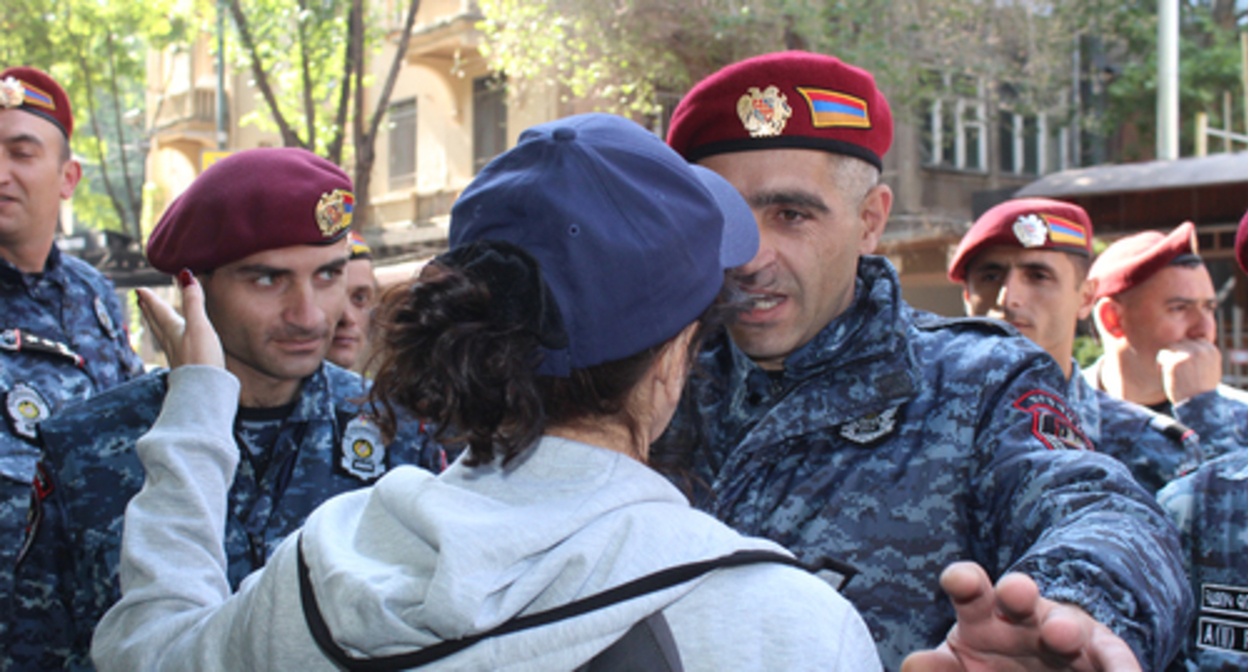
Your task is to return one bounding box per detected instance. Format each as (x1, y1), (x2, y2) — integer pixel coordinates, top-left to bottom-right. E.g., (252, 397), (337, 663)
(325, 0), (360, 166)
(74, 54), (133, 236)
(227, 0), (306, 148)
(352, 0), (422, 230)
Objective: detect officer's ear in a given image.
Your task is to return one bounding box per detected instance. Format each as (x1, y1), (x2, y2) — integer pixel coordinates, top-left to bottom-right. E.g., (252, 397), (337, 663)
(1076, 278), (1098, 320)
(857, 184), (892, 256)
(1094, 297), (1125, 339)
(961, 285), (974, 317)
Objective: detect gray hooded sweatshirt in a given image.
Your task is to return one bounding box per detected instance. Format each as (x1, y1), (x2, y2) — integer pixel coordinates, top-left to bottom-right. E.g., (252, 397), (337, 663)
(92, 366), (880, 671)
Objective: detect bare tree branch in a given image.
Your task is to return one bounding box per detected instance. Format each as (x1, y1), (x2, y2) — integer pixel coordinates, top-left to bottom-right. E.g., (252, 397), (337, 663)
(351, 0), (421, 230)
(104, 30), (141, 229)
(226, 0), (306, 148)
(295, 0), (317, 150)
(74, 54), (131, 234)
(325, 0), (359, 165)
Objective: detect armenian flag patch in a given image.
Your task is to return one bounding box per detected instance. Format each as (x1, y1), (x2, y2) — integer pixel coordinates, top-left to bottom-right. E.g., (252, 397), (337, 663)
(797, 87), (871, 129)
(20, 82), (56, 111)
(1042, 214), (1087, 248)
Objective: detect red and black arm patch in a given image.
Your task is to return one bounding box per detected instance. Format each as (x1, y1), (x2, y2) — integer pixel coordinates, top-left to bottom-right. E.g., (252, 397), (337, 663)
(16, 463), (54, 567)
(1012, 390), (1093, 452)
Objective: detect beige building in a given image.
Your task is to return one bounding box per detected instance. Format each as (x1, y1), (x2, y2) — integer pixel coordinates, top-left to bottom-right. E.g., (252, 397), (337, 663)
(144, 0), (566, 268)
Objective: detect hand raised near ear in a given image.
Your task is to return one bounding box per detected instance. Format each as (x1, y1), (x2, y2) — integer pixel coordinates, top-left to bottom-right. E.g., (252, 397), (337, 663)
(136, 269), (225, 370)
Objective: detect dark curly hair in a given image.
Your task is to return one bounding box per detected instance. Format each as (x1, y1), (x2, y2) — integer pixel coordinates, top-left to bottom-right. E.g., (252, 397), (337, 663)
(366, 261), (735, 467)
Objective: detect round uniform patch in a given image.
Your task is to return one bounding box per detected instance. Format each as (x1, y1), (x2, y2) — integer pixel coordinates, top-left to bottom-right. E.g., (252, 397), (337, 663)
(1013, 214), (1049, 248)
(6, 383), (50, 441)
(340, 415), (386, 482)
(94, 295), (117, 340)
(737, 86), (792, 138)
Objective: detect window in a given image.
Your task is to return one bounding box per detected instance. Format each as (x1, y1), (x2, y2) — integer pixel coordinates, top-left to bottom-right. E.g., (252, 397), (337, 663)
(473, 75), (508, 174)
(919, 72), (987, 172)
(388, 98), (416, 192)
(999, 109), (1071, 176)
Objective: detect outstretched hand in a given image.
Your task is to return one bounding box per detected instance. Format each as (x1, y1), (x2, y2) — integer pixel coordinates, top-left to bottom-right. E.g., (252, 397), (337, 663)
(136, 269), (225, 370)
(901, 562), (1141, 672)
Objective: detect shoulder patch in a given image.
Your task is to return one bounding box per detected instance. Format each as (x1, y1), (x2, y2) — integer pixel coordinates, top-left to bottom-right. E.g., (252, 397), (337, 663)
(1012, 389), (1092, 451)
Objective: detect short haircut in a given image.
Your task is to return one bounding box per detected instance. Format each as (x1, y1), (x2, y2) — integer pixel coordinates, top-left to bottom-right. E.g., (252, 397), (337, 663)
(828, 153), (879, 205)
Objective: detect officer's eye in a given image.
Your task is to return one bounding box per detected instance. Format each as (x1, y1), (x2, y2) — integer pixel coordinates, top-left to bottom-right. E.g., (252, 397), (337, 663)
(317, 267), (343, 282)
(254, 274), (276, 287)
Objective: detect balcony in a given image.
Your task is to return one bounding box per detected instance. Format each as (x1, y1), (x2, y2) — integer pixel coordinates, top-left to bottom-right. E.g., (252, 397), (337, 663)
(152, 86), (224, 134)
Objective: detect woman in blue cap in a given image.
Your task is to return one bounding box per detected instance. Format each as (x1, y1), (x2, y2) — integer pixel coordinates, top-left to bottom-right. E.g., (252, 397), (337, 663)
(91, 114), (880, 671)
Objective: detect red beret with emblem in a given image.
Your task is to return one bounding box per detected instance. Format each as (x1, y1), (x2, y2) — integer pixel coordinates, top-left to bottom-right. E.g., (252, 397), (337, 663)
(1237, 209), (1248, 274)
(667, 51), (892, 170)
(948, 198), (1093, 283)
(0, 66), (73, 139)
(147, 147), (354, 274)
(1088, 221), (1199, 300)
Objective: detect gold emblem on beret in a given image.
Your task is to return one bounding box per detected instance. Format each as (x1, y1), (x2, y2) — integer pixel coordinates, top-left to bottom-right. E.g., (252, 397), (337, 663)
(0, 77), (25, 109)
(315, 189), (354, 238)
(737, 86), (792, 138)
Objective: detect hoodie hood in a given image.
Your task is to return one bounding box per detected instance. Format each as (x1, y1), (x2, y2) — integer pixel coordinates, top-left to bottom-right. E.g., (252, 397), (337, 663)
(299, 436), (783, 668)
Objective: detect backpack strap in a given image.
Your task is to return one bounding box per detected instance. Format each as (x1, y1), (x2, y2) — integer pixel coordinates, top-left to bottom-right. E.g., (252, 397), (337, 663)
(297, 534), (807, 671)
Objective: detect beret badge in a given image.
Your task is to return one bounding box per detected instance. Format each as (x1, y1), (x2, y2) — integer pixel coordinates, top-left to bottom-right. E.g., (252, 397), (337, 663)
(0, 77), (25, 109)
(315, 188), (354, 238)
(1013, 214), (1049, 248)
(737, 85), (792, 138)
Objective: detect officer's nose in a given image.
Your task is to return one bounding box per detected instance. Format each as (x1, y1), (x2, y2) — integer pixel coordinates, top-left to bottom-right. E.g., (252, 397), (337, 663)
(1189, 305), (1216, 343)
(283, 280), (327, 333)
(734, 220), (775, 280)
(995, 270), (1020, 309)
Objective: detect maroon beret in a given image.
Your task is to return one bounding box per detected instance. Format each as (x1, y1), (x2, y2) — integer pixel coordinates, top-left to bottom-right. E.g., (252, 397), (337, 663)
(948, 198), (1093, 283)
(667, 51), (892, 170)
(147, 147), (354, 274)
(1237, 210), (1248, 274)
(0, 66), (73, 139)
(1088, 221), (1198, 300)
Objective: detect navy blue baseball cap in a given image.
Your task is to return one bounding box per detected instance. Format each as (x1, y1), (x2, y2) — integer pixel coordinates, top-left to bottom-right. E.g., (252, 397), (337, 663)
(450, 112), (759, 376)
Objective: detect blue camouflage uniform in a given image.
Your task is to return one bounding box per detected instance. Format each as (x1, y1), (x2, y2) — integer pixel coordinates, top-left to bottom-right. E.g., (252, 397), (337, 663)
(1067, 361), (1208, 495)
(1158, 450), (1248, 670)
(1084, 358), (1248, 455)
(654, 256), (1191, 671)
(0, 247), (143, 667)
(10, 362), (444, 671)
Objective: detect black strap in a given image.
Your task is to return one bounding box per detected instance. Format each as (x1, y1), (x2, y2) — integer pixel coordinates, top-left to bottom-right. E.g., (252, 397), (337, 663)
(297, 535), (808, 671)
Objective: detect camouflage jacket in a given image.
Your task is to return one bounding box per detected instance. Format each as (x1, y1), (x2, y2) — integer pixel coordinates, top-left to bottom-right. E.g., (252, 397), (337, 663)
(9, 362), (444, 671)
(653, 256), (1191, 671)
(1084, 357), (1248, 455)
(0, 247), (143, 668)
(1067, 362), (1207, 494)
(1159, 451), (1248, 671)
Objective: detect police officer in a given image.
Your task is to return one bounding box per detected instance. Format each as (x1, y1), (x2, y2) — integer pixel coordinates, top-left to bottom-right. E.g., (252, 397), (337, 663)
(654, 51), (1189, 670)
(13, 148), (442, 670)
(326, 231), (377, 370)
(1155, 211), (1248, 670)
(1086, 222), (1248, 454)
(951, 198), (1203, 493)
(0, 65), (144, 664)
